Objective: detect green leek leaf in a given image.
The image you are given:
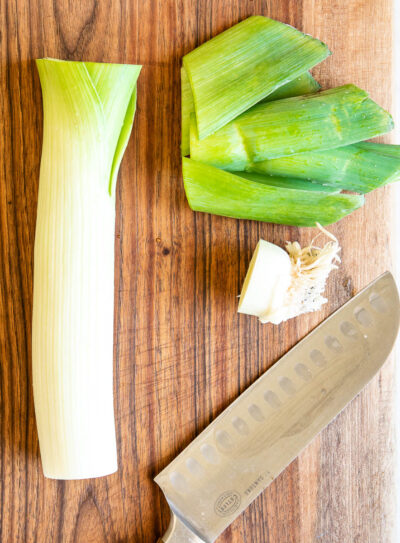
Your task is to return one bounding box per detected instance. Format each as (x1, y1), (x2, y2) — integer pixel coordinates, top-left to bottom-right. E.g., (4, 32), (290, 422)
(190, 85), (394, 169)
(181, 66), (195, 157)
(183, 158), (364, 227)
(181, 69), (320, 157)
(260, 72), (320, 103)
(355, 141), (400, 158)
(233, 171), (340, 193)
(184, 15), (330, 139)
(248, 142), (400, 193)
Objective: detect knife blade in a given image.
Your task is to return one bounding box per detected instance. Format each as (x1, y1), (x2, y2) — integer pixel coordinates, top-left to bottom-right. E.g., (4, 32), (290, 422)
(155, 272), (400, 543)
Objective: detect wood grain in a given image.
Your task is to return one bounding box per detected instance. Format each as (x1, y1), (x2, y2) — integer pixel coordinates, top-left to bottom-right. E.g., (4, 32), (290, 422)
(0, 1), (396, 542)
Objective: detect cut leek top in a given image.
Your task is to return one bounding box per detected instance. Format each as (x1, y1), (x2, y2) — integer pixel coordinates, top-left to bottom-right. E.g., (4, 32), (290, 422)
(355, 141), (400, 157)
(190, 84), (394, 170)
(181, 69), (320, 157)
(233, 171), (340, 193)
(183, 15), (330, 139)
(183, 158), (364, 227)
(261, 72), (320, 103)
(181, 67), (195, 156)
(181, 16), (397, 228)
(248, 142), (400, 193)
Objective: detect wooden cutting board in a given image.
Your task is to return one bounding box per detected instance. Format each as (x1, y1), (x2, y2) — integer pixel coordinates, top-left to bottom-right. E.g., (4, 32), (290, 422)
(0, 1), (396, 542)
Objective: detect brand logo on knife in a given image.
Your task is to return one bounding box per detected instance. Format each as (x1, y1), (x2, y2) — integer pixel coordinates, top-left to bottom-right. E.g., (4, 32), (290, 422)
(214, 491), (241, 517)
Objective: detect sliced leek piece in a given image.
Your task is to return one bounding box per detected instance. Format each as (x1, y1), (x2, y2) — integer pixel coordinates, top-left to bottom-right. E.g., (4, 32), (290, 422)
(190, 112), (247, 170)
(238, 226), (341, 324)
(184, 15), (330, 139)
(233, 171), (340, 193)
(190, 85), (394, 169)
(260, 72), (320, 103)
(249, 142), (400, 193)
(356, 141), (400, 158)
(182, 158), (364, 227)
(181, 69), (320, 157)
(33, 59), (141, 480)
(181, 66), (194, 156)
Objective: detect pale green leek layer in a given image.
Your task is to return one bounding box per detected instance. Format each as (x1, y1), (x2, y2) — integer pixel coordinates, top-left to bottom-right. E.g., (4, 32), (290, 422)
(82, 61), (141, 194)
(183, 158), (364, 227)
(184, 15), (330, 139)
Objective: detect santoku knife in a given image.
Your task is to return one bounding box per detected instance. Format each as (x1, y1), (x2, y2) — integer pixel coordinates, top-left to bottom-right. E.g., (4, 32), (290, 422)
(155, 272), (400, 542)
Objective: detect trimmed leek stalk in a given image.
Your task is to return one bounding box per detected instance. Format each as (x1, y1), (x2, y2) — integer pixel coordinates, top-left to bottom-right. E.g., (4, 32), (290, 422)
(184, 15), (330, 139)
(248, 142), (400, 193)
(33, 59), (141, 479)
(182, 158), (364, 227)
(238, 227), (340, 324)
(233, 171), (340, 193)
(190, 85), (394, 170)
(181, 69), (320, 157)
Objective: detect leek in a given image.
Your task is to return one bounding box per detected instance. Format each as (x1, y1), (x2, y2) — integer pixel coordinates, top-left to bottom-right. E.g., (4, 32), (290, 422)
(182, 158), (364, 227)
(355, 141), (400, 157)
(181, 69), (320, 157)
(238, 226), (341, 324)
(190, 85), (394, 170)
(32, 59), (141, 479)
(248, 142), (400, 193)
(261, 72), (320, 102)
(181, 67), (195, 156)
(184, 15), (330, 139)
(233, 171), (340, 193)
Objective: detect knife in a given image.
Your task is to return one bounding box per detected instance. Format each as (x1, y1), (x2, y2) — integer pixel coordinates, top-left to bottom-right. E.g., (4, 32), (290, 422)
(155, 271), (400, 543)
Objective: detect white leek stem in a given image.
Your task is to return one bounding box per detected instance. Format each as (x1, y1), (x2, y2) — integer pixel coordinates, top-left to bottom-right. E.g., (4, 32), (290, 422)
(32, 59), (141, 479)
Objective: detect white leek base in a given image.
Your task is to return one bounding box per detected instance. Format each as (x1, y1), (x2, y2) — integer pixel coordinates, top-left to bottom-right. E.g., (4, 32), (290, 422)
(238, 241), (291, 322)
(32, 159), (117, 479)
(238, 229), (340, 325)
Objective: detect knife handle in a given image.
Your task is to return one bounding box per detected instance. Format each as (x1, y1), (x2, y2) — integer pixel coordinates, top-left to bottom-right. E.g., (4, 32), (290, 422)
(158, 511), (204, 542)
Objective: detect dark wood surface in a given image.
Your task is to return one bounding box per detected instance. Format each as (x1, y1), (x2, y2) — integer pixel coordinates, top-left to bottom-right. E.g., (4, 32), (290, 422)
(0, 1), (396, 542)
